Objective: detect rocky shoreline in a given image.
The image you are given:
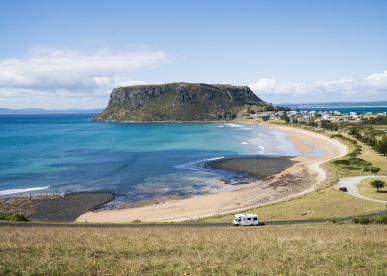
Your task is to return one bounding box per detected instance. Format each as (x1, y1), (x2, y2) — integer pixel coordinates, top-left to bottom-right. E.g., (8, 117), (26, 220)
(206, 156), (296, 180)
(0, 191), (115, 222)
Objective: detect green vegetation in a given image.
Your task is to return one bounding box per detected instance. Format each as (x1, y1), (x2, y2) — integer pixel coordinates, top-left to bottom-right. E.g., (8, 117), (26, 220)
(0, 213), (29, 222)
(362, 115), (387, 125)
(359, 178), (387, 200)
(348, 125), (387, 156)
(352, 214), (387, 224)
(0, 225), (386, 275)
(97, 83), (271, 121)
(370, 179), (386, 193)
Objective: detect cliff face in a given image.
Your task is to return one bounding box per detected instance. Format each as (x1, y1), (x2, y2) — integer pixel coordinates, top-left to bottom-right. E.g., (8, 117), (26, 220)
(97, 82), (268, 121)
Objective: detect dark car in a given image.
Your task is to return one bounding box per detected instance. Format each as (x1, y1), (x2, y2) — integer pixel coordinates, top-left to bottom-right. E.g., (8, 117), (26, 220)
(339, 187), (348, 192)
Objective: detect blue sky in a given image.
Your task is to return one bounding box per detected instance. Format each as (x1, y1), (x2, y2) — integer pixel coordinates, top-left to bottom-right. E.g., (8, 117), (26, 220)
(0, 0), (386, 108)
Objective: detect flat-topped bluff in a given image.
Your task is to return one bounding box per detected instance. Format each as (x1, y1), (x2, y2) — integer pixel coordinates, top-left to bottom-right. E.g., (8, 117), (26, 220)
(97, 82), (270, 121)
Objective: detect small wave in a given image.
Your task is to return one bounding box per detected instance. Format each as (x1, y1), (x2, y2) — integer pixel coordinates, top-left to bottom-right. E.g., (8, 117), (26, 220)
(224, 123), (244, 128)
(241, 141), (248, 145)
(175, 156), (224, 171)
(218, 125), (224, 127)
(0, 186), (50, 196)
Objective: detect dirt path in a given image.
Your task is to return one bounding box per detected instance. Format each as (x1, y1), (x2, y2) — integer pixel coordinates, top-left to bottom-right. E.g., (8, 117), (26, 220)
(338, 175), (387, 204)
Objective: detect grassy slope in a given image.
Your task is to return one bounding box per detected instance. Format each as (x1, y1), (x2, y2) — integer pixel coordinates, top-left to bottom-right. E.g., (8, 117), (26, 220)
(357, 141), (387, 175)
(359, 178), (387, 201)
(0, 225), (386, 275)
(194, 125), (385, 223)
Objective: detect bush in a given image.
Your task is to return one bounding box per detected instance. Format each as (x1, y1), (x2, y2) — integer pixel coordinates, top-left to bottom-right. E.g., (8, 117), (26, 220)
(0, 213), (29, 222)
(372, 214), (387, 224)
(352, 216), (372, 224)
(352, 214), (387, 224)
(369, 167), (381, 173)
(332, 159), (350, 165)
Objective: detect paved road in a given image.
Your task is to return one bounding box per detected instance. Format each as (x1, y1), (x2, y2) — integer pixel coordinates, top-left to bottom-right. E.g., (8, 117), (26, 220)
(338, 175), (387, 204)
(1, 210), (386, 228)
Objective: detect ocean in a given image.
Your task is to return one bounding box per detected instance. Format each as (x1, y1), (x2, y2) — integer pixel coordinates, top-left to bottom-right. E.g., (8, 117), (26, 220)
(0, 114), (297, 204)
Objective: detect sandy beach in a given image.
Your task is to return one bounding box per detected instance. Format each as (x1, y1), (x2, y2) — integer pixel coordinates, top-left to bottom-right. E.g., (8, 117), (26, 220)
(77, 124), (348, 223)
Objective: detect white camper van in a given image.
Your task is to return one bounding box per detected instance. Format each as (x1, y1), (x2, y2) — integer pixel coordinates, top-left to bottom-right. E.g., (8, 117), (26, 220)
(232, 213), (259, 226)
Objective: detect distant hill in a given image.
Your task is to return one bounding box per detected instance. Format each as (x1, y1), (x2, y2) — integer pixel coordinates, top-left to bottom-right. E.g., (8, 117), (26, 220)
(97, 82), (269, 121)
(0, 108), (103, 114)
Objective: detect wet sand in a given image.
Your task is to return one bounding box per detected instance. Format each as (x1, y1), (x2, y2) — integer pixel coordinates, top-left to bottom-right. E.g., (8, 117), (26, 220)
(77, 124), (348, 223)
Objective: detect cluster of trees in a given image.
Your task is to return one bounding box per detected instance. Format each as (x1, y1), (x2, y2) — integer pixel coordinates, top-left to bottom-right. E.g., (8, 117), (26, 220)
(362, 115), (387, 125)
(320, 120), (339, 131)
(349, 127), (387, 156)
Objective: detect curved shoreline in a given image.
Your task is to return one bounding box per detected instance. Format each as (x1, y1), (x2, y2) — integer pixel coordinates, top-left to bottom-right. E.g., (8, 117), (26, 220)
(77, 123), (349, 223)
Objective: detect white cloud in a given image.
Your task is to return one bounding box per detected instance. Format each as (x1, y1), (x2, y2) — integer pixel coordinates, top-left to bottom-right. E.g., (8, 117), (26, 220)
(250, 71), (387, 103)
(0, 47), (168, 108)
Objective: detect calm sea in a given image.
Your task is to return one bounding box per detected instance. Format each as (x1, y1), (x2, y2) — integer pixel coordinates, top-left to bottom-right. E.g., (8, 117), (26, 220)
(0, 114), (297, 204)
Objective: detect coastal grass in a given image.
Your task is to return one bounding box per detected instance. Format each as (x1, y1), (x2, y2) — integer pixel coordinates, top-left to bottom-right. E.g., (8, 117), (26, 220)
(359, 178), (387, 201)
(0, 224), (386, 275)
(193, 185), (385, 223)
(357, 142), (387, 174)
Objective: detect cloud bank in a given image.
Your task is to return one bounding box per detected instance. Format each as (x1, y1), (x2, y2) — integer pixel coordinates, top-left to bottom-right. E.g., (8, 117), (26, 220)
(0, 47), (168, 108)
(250, 71), (387, 103)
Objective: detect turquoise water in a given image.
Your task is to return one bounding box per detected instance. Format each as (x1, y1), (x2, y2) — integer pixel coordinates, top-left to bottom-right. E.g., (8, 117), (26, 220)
(0, 114), (297, 203)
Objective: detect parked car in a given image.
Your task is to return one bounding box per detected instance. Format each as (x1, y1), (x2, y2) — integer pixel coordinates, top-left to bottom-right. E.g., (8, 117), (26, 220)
(339, 187), (348, 192)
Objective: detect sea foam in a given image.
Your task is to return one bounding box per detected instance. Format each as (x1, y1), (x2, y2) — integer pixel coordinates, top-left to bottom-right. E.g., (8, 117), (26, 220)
(0, 186), (50, 196)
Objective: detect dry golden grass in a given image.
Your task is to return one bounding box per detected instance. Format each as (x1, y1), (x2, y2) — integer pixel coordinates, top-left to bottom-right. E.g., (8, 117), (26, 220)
(0, 224), (386, 275)
(196, 185), (385, 223)
(357, 142), (387, 175)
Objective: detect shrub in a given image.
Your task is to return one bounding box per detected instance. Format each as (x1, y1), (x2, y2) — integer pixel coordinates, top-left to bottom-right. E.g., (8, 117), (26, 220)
(352, 216), (372, 224)
(332, 159), (350, 165)
(369, 167), (381, 173)
(352, 214), (387, 224)
(372, 214), (387, 224)
(0, 214), (29, 222)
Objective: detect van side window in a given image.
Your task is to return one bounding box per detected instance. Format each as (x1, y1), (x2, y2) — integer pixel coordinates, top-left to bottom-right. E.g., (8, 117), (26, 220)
(247, 218), (251, 220)
(253, 217), (257, 221)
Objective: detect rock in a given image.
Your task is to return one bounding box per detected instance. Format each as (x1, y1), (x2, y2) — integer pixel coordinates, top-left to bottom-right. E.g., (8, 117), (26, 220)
(96, 82), (269, 121)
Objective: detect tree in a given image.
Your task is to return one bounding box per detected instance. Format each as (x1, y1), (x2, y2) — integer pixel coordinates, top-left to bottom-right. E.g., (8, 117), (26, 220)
(370, 180), (385, 192)
(349, 126), (360, 138)
(377, 135), (387, 156)
(280, 114), (290, 123)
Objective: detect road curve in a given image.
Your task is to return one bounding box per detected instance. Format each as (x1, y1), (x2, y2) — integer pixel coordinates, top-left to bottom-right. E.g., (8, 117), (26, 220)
(338, 175), (387, 204)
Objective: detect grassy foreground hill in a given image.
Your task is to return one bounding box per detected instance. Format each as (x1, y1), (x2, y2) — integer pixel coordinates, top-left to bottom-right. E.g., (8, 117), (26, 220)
(0, 224), (386, 275)
(97, 82), (269, 121)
